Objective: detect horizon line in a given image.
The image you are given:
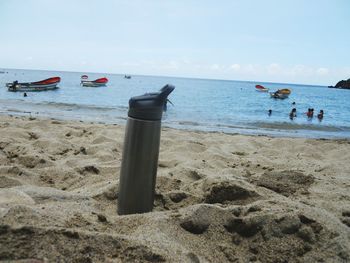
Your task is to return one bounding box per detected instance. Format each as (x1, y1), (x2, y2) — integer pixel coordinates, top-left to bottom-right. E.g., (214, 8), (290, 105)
(1, 66), (328, 87)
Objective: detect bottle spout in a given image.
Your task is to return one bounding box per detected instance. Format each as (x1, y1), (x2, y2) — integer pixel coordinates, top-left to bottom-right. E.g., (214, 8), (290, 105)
(158, 84), (175, 101)
(128, 84), (175, 121)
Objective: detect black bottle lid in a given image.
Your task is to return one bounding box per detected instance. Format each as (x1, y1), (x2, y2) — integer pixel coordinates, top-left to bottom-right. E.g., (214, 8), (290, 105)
(128, 84), (175, 120)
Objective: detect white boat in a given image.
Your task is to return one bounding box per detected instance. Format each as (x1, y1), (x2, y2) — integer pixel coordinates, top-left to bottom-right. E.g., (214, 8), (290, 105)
(6, 77), (60, 92)
(81, 77), (108, 87)
(255, 84), (269, 92)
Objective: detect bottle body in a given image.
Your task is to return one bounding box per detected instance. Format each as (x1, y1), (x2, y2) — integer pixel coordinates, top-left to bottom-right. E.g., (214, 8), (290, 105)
(118, 117), (161, 215)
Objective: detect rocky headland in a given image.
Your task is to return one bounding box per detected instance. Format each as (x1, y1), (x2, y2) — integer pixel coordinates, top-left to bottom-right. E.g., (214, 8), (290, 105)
(329, 78), (350, 89)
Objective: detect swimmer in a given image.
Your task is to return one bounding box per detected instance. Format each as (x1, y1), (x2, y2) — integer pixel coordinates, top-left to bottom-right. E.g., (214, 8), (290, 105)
(317, 110), (324, 121)
(306, 108), (313, 118)
(289, 108), (297, 120)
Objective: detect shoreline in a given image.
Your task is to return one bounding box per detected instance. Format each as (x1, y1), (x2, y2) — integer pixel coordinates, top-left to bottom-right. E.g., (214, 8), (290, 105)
(1, 107), (350, 140)
(7, 113), (350, 140)
(1, 68), (349, 140)
(0, 114), (350, 261)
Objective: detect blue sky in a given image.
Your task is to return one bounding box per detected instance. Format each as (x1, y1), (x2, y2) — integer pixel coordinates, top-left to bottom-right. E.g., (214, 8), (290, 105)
(0, 0), (349, 85)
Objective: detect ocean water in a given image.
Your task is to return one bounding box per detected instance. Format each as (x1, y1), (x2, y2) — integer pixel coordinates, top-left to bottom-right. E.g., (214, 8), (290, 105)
(1, 68), (350, 138)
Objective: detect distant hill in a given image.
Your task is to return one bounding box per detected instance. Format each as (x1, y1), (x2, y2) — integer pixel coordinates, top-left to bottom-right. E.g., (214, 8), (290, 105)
(329, 78), (350, 89)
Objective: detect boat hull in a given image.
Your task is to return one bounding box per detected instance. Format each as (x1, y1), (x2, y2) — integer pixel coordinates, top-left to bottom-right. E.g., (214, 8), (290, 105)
(81, 81), (107, 87)
(270, 92), (289, 99)
(255, 84), (269, 92)
(7, 83), (59, 92)
(269, 88), (291, 99)
(81, 77), (108, 87)
(256, 88), (269, 92)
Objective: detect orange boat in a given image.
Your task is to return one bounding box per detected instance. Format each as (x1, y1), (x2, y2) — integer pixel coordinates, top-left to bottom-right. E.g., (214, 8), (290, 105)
(270, 88), (291, 99)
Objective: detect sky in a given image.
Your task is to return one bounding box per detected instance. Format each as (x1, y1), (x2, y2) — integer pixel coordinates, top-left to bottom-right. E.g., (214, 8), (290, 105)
(0, 0), (349, 85)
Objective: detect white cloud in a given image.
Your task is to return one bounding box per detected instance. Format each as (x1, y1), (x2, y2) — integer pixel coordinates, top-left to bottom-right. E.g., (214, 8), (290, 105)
(210, 64), (220, 70)
(316, 67), (329, 75)
(167, 60), (179, 70)
(230, 64), (241, 71)
(121, 62), (140, 67)
(181, 58), (191, 65)
(267, 63), (281, 75)
(243, 64), (257, 74)
(286, 64), (314, 77)
(109, 59), (348, 85)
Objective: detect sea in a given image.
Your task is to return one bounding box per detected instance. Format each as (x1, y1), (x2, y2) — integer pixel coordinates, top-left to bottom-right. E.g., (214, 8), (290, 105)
(1, 68), (350, 138)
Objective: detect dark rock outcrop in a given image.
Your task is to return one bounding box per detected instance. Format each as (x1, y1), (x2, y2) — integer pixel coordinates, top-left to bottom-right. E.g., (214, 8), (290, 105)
(329, 78), (350, 89)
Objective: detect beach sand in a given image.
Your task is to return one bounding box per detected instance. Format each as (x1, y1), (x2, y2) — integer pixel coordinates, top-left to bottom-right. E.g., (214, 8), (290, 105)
(0, 115), (350, 262)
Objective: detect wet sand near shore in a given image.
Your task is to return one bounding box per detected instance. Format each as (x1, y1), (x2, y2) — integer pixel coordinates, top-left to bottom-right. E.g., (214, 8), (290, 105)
(0, 115), (350, 262)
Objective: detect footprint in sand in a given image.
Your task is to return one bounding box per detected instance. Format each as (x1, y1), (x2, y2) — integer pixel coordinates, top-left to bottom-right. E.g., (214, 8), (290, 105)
(156, 176), (182, 192)
(222, 211), (331, 261)
(77, 165), (100, 175)
(0, 176), (22, 188)
(341, 211), (350, 227)
(28, 132), (39, 140)
(158, 159), (179, 168)
(203, 179), (261, 205)
(17, 155), (50, 169)
(0, 189), (35, 205)
(185, 169), (205, 181)
(91, 135), (115, 145)
(255, 170), (315, 196)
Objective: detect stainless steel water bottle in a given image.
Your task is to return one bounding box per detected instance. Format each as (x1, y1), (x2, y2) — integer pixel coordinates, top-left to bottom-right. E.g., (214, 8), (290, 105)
(118, 84), (175, 215)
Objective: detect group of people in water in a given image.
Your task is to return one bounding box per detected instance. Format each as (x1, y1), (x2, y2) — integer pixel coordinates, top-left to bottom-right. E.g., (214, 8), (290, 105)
(268, 102), (324, 121)
(289, 107), (324, 121)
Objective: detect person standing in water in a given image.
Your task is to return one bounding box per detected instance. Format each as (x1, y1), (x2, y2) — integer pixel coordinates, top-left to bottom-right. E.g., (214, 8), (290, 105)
(268, 109), (272, 116)
(289, 108), (297, 120)
(306, 108), (314, 118)
(317, 110), (324, 121)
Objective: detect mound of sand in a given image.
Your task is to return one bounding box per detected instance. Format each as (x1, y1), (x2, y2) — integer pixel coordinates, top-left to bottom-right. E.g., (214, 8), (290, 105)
(0, 115), (349, 262)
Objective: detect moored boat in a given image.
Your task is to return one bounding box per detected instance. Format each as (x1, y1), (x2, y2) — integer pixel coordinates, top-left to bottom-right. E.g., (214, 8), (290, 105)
(6, 77), (60, 92)
(81, 77), (108, 87)
(269, 88), (291, 99)
(255, 84), (269, 92)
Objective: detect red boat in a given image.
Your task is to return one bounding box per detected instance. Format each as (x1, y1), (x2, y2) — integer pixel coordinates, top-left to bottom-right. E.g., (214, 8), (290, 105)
(81, 77), (108, 87)
(255, 84), (269, 92)
(6, 77), (60, 92)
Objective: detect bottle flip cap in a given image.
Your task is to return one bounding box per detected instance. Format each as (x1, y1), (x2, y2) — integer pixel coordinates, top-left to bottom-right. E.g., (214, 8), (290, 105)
(128, 84), (175, 121)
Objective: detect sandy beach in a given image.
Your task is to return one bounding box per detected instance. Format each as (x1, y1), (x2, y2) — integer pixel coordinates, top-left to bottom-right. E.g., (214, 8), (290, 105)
(0, 114), (350, 262)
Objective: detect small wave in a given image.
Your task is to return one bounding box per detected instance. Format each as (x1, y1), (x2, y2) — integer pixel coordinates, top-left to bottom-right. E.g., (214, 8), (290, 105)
(6, 108), (32, 114)
(170, 119), (350, 139)
(0, 98), (128, 112)
(177, 121), (201, 126)
(215, 123), (254, 130)
(42, 101), (125, 111)
(251, 121), (346, 132)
